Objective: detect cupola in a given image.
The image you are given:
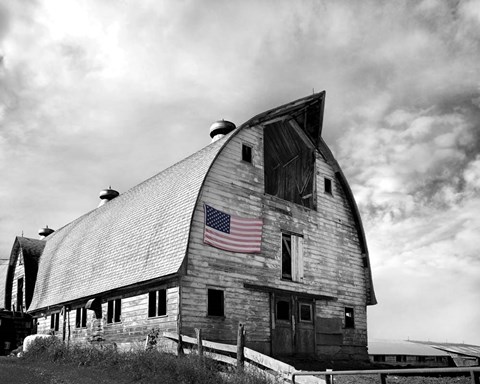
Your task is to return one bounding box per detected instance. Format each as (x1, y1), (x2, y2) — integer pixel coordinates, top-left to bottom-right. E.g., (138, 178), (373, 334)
(38, 225), (54, 239)
(98, 187), (119, 207)
(209, 120), (236, 142)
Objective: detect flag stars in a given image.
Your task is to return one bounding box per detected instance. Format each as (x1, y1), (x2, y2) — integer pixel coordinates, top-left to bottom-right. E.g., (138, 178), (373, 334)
(206, 205), (231, 233)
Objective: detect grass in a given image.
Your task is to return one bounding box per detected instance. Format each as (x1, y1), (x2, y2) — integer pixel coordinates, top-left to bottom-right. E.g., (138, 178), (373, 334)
(19, 337), (278, 384)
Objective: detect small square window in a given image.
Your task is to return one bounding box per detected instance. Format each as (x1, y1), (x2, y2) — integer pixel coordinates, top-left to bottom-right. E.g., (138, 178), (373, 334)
(345, 307), (354, 328)
(324, 178), (333, 195)
(299, 303), (313, 322)
(242, 144), (252, 163)
(208, 289), (224, 317)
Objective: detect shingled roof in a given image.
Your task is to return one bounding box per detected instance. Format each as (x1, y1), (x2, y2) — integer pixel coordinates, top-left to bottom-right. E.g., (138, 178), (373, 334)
(28, 136), (229, 311)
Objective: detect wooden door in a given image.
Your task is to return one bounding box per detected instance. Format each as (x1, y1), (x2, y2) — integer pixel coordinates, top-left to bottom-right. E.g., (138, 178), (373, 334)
(295, 300), (315, 355)
(271, 295), (316, 356)
(272, 295), (293, 356)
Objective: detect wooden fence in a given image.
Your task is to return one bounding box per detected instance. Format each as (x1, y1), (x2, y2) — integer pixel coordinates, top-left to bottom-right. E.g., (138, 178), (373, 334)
(162, 323), (324, 384)
(292, 367), (480, 384)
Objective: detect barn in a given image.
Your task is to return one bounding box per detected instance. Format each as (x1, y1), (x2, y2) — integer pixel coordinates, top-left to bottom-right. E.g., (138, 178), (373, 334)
(3, 92), (376, 362)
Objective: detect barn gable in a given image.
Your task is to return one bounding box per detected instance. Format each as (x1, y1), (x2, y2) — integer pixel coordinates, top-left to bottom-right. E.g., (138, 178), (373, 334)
(179, 92), (375, 359)
(4, 237), (45, 311)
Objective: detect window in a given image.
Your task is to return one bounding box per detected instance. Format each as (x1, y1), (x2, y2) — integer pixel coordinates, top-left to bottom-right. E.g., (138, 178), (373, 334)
(148, 289), (167, 318)
(324, 177), (333, 195)
(345, 307), (354, 328)
(417, 356), (426, 363)
(281, 233), (304, 281)
(299, 303), (313, 322)
(107, 299), (122, 324)
(17, 278), (24, 311)
(207, 289), (224, 317)
(50, 313), (59, 331)
(373, 355), (385, 362)
(242, 144), (252, 163)
(276, 300), (290, 321)
(75, 307), (87, 328)
(396, 355), (406, 363)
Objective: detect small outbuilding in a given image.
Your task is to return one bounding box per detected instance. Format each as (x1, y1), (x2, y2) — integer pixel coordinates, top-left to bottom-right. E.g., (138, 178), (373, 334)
(368, 339), (451, 367)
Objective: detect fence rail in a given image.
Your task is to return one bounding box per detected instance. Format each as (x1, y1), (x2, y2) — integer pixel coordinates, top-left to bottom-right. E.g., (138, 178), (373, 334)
(292, 367), (480, 384)
(162, 323), (324, 383)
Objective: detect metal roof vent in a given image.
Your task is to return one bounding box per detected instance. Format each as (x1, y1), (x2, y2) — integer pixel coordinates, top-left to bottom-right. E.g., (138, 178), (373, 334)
(38, 225), (54, 239)
(98, 187), (119, 207)
(209, 120), (236, 142)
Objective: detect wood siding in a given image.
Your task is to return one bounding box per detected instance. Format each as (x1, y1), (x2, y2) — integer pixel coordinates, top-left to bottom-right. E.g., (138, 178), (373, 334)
(182, 123), (369, 359)
(36, 286), (179, 350)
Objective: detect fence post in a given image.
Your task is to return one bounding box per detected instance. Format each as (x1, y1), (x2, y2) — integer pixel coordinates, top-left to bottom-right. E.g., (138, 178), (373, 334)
(471, 370), (480, 384)
(325, 368), (333, 384)
(177, 333), (184, 356)
(195, 328), (203, 356)
(379, 373), (387, 384)
(237, 322), (245, 371)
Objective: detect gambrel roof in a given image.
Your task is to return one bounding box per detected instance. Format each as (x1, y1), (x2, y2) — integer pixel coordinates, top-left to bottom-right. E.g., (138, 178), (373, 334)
(28, 92), (376, 311)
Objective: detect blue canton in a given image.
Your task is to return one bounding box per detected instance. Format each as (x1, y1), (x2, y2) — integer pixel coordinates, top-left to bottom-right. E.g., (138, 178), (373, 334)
(206, 205), (231, 233)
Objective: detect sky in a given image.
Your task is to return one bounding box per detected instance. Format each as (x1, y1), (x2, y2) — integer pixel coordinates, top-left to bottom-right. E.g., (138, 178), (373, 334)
(1, 0), (479, 345)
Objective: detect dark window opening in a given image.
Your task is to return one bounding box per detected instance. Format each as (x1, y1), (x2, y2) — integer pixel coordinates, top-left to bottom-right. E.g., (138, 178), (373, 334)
(242, 144), (252, 163)
(207, 289), (224, 317)
(396, 355), (407, 363)
(345, 307), (354, 328)
(75, 307), (87, 328)
(417, 356), (426, 363)
(148, 289), (167, 318)
(17, 278), (24, 311)
(264, 122), (316, 209)
(373, 355), (385, 362)
(107, 299), (122, 324)
(299, 303), (313, 322)
(276, 300), (290, 321)
(282, 233), (292, 280)
(324, 177), (332, 195)
(50, 313), (59, 331)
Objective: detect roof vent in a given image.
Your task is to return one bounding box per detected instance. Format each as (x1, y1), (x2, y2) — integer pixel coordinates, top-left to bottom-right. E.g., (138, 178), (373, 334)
(209, 120), (236, 142)
(98, 187), (119, 207)
(38, 225), (54, 239)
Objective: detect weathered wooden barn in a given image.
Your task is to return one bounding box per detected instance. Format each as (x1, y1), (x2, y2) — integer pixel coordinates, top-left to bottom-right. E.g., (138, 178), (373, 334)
(3, 92), (376, 361)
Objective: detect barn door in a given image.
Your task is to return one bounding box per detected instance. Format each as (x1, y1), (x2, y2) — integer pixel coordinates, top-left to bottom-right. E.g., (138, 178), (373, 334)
(272, 295), (294, 356)
(271, 295), (316, 356)
(295, 300), (315, 355)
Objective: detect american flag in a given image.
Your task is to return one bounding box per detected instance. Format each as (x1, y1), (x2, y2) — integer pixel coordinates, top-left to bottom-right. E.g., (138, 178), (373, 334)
(204, 204), (263, 253)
